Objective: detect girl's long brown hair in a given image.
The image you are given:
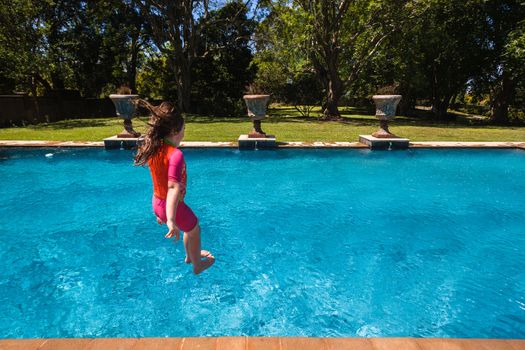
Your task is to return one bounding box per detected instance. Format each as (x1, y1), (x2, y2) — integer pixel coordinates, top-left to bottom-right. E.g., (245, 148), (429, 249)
(134, 100), (184, 166)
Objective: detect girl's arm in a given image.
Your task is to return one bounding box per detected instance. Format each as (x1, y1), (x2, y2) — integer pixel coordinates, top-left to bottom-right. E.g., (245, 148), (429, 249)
(165, 181), (181, 240)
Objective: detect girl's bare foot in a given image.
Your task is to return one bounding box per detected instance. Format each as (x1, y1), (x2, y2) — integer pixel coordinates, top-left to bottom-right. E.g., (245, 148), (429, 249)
(185, 250), (211, 264)
(193, 255), (215, 275)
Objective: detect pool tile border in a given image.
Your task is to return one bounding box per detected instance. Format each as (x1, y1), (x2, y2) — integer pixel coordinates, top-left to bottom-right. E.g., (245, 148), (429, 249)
(1, 337), (524, 350)
(1, 140), (525, 149)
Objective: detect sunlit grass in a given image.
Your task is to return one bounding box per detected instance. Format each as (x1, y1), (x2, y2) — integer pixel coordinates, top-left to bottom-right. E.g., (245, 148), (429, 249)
(0, 106), (524, 142)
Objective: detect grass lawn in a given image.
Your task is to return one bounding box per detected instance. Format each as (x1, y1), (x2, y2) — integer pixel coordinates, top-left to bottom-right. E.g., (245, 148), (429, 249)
(0, 106), (524, 142)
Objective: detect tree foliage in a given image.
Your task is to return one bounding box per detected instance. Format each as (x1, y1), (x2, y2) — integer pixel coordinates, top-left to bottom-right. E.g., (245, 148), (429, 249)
(0, 0), (148, 97)
(0, 0), (48, 94)
(191, 1), (256, 116)
(1, 0), (524, 121)
(254, 0), (525, 121)
(255, 0), (411, 118)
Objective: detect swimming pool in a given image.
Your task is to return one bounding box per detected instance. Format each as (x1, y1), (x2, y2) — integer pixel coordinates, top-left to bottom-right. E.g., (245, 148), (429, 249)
(0, 147), (524, 339)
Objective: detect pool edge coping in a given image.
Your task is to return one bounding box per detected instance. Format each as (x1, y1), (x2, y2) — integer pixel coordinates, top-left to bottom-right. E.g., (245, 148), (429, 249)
(1, 337), (524, 350)
(1, 140), (525, 149)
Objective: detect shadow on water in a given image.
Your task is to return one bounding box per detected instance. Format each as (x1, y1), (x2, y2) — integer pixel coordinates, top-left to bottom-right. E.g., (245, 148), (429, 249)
(0, 149), (11, 162)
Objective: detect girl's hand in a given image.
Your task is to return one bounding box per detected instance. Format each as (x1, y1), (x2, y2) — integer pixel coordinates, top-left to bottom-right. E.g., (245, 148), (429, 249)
(165, 220), (180, 241)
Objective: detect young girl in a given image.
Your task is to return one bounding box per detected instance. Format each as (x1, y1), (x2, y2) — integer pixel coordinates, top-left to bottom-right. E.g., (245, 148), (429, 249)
(135, 100), (215, 274)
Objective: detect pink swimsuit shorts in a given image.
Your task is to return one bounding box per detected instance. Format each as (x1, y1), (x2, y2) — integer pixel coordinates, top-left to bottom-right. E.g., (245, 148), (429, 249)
(152, 196), (198, 232)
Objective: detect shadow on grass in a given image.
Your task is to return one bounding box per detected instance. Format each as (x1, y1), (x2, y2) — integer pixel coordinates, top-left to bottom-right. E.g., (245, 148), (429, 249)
(183, 114), (524, 130)
(271, 105), (373, 115)
(6, 108), (522, 132)
(184, 115), (246, 123)
(184, 111), (380, 125)
(25, 118), (116, 130)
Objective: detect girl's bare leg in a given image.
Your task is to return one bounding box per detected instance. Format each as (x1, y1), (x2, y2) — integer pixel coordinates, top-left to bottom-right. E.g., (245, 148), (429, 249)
(184, 231), (211, 264)
(184, 232), (191, 263)
(186, 224), (214, 274)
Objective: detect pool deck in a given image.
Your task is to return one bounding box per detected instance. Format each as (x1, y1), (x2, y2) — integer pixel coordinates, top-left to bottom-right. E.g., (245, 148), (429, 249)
(1, 140), (525, 149)
(1, 337), (524, 350)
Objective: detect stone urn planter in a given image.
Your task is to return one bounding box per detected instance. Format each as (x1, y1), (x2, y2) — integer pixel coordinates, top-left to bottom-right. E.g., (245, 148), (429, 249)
(109, 94), (141, 138)
(243, 94), (270, 138)
(372, 95), (402, 138)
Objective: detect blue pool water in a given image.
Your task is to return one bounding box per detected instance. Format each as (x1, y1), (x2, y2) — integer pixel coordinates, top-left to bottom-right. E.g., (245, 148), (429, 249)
(0, 147), (524, 339)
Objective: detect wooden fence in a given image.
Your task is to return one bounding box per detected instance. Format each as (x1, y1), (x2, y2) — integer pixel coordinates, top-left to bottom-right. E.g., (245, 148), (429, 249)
(0, 95), (116, 127)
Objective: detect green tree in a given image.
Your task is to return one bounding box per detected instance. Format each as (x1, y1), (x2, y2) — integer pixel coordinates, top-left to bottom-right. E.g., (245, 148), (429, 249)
(54, 0), (149, 97)
(427, 1), (486, 118)
(136, 0), (211, 112)
(256, 0), (408, 119)
(482, 1), (525, 123)
(367, 0), (497, 119)
(253, 1), (312, 102)
(136, 51), (178, 100)
(504, 20), (525, 118)
(191, 1), (257, 115)
(0, 0), (149, 97)
(0, 0), (49, 95)
(98, 0), (149, 94)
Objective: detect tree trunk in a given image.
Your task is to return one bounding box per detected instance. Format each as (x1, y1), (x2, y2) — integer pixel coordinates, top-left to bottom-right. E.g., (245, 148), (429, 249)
(397, 86), (413, 116)
(490, 72), (514, 125)
(30, 76), (41, 122)
(431, 100), (447, 119)
(322, 63), (343, 119)
(323, 81), (342, 119)
(50, 70), (64, 90)
(138, 0), (198, 114)
(176, 62), (192, 113)
(127, 35), (139, 93)
(431, 94), (452, 120)
(33, 73), (52, 93)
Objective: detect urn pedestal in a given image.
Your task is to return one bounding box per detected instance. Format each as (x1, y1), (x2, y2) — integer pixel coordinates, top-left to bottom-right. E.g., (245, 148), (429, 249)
(371, 95), (402, 139)
(239, 94), (277, 149)
(109, 94), (141, 138)
(358, 95), (410, 150)
(243, 94), (270, 138)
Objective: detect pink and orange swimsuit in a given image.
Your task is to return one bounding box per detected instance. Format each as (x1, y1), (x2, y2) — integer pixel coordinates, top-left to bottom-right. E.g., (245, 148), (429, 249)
(148, 142), (198, 232)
